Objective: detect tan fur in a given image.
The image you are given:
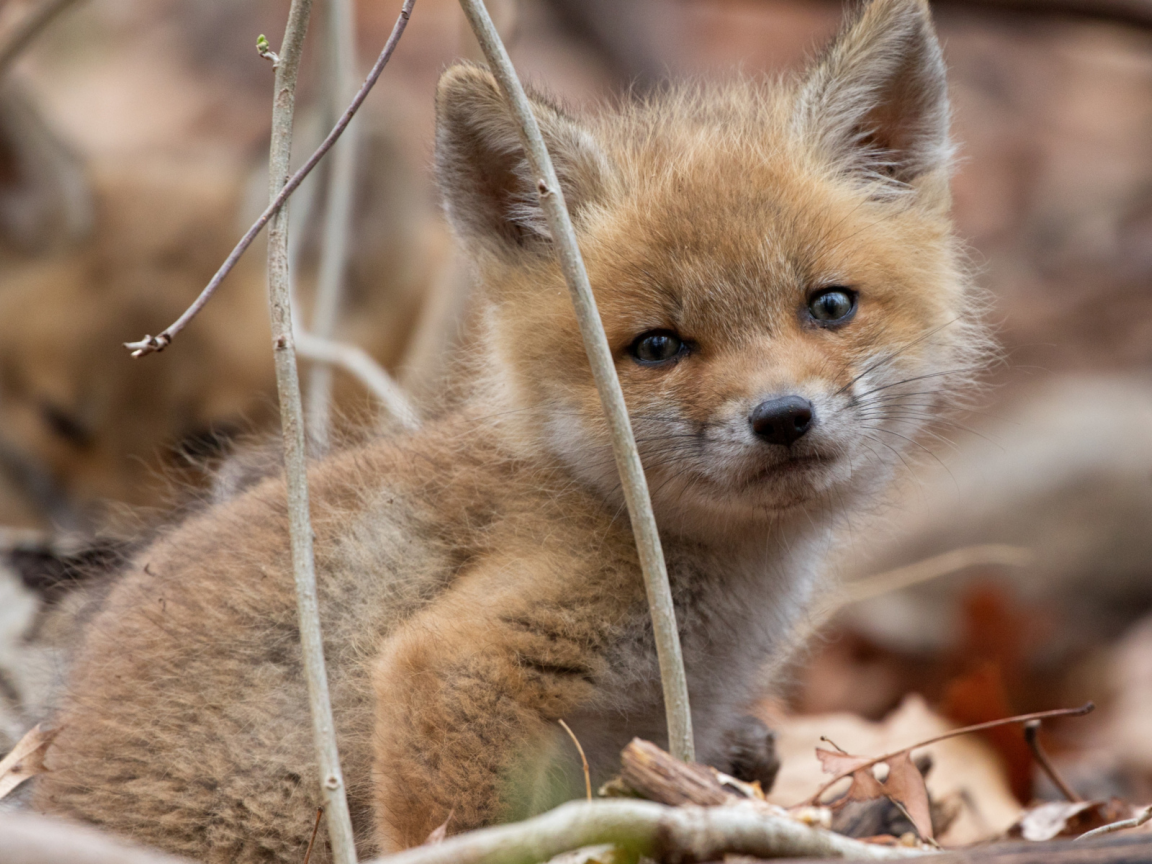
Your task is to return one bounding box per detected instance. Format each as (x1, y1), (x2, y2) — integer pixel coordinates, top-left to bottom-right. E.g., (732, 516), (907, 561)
(33, 0), (987, 859)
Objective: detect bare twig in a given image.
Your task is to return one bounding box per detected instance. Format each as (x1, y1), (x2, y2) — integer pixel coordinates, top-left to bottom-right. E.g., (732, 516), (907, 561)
(368, 799), (924, 864)
(306, 0), (362, 453)
(124, 0), (416, 359)
(295, 331), (419, 430)
(260, 2), (357, 862)
(457, 0), (695, 764)
(801, 703), (1096, 807)
(559, 719), (592, 802)
(0, 0), (83, 79)
(1024, 720), (1081, 803)
(1077, 804), (1152, 842)
(303, 808), (325, 864)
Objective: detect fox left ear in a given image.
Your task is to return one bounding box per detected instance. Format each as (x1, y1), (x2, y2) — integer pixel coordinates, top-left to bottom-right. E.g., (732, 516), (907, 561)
(795, 0), (951, 196)
(435, 64), (614, 258)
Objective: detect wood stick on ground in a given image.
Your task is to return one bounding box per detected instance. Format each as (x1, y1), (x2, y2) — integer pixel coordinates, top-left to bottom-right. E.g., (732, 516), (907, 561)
(756, 833), (1152, 864)
(124, 0), (416, 359)
(618, 738), (733, 807)
(369, 800), (925, 864)
(457, 0), (696, 764)
(0, 0), (83, 79)
(306, 0), (362, 453)
(261, 0), (357, 861)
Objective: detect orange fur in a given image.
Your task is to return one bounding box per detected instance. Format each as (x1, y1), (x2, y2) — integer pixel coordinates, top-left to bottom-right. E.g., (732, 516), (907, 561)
(33, 0), (987, 860)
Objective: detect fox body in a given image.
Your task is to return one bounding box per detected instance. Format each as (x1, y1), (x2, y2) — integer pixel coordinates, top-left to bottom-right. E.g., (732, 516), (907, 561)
(33, 0), (983, 859)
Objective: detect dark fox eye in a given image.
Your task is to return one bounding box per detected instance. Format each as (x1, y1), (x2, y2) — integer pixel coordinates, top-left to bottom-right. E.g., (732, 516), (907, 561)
(630, 330), (686, 364)
(807, 287), (857, 325)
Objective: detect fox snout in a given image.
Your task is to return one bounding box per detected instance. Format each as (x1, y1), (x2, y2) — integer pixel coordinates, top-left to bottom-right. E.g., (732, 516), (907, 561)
(749, 395), (814, 447)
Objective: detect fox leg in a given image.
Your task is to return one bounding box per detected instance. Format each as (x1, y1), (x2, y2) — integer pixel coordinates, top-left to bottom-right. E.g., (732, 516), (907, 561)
(369, 586), (604, 851)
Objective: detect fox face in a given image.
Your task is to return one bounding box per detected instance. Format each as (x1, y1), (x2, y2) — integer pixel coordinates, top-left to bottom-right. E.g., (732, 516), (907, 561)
(437, 0), (983, 533)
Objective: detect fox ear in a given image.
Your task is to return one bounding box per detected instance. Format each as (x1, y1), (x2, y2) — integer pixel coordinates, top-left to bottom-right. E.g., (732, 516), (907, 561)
(795, 0), (950, 194)
(435, 64), (613, 256)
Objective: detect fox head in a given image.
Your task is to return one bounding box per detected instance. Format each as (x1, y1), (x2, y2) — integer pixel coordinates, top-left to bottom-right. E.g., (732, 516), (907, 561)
(435, 0), (985, 533)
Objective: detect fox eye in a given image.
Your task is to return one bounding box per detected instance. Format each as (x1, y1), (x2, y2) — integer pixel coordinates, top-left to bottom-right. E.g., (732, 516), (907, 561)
(807, 287), (857, 325)
(630, 330), (686, 364)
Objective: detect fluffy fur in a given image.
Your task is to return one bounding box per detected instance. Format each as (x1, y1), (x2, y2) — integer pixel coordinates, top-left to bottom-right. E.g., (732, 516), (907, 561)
(33, 0), (987, 859)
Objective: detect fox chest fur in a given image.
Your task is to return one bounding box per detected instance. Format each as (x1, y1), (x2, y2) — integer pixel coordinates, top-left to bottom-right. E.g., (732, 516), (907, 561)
(34, 0), (985, 860)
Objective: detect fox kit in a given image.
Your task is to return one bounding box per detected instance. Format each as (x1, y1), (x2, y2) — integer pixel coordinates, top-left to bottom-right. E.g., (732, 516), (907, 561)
(32, 0), (983, 859)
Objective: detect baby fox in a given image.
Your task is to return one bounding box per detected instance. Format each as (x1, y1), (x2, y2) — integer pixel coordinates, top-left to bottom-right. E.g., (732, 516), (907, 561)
(33, 0), (983, 859)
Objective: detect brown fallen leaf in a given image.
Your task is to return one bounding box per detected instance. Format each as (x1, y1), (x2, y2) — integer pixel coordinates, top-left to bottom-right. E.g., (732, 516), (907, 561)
(765, 696), (1022, 845)
(0, 723), (58, 801)
(816, 744), (934, 840)
(797, 700), (1094, 845)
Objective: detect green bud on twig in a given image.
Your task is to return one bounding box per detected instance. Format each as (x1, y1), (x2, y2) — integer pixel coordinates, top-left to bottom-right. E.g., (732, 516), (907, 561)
(256, 34), (280, 65)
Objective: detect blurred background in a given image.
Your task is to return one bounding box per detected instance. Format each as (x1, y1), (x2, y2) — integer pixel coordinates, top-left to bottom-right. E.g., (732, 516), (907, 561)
(1, 0), (1152, 844)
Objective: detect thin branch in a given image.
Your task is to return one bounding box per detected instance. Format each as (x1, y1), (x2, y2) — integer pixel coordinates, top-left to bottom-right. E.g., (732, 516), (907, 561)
(0, 0), (83, 79)
(295, 331), (419, 430)
(124, 0), (416, 359)
(801, 703), (1096, 807)
(1077, 804), (1152, 842)
(306, 0), (362, 453)
(303, 808), (325, 864)
(368, 800), (925, 864)
(558, 719), (592, 802)
(261, 1), (357, 862)
(1024, 720), (1081, 804)
(457, 0), (696, 764)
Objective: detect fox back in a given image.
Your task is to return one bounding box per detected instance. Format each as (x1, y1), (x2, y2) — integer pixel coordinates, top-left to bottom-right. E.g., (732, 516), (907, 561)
(32, 0), (986, 860)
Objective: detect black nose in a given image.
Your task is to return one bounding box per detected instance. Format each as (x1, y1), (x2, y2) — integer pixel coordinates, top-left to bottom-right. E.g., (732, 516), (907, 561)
(750, 396), (814, 446)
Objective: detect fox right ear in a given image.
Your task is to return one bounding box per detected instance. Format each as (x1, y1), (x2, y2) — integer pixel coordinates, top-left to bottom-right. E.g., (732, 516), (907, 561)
(794, 0), (951, 198)
(434, 64), (614, 257)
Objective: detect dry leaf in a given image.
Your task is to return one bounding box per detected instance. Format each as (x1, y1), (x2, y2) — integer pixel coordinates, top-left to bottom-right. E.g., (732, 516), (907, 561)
(880, 751), (934, 842)
(0, 723), (58, 801)
(766, 696), (1023, 845)
(816, 745), (934, 839)
(815, 748), (886, 803)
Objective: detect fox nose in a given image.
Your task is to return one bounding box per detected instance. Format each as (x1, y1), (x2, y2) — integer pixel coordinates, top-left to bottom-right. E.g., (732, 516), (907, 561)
(750, 396), (814, 447)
